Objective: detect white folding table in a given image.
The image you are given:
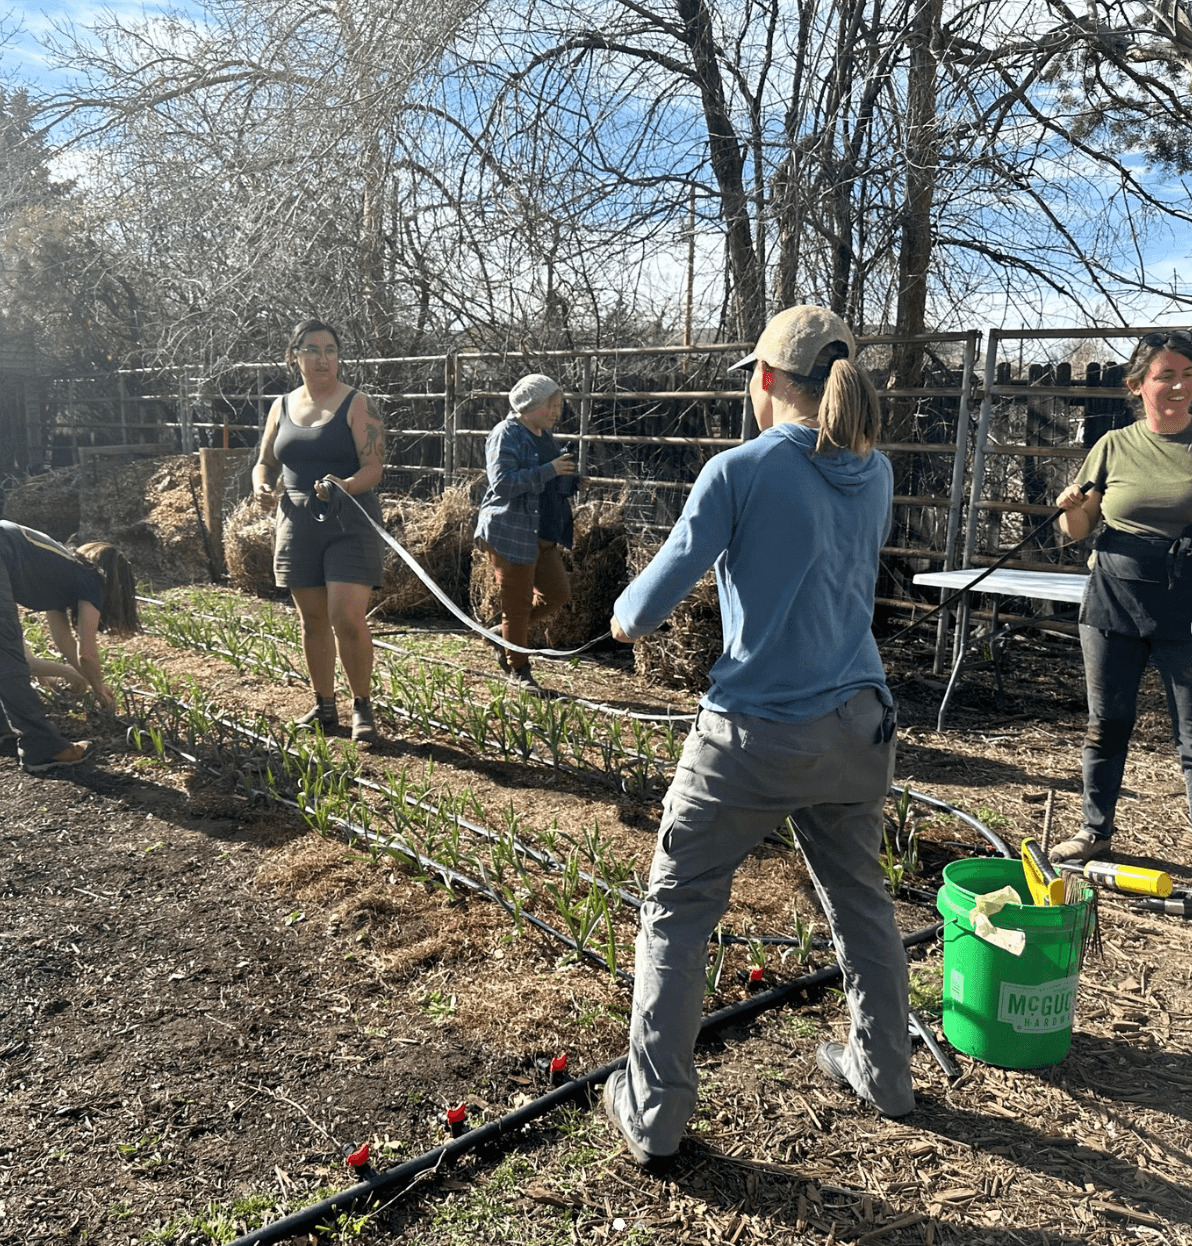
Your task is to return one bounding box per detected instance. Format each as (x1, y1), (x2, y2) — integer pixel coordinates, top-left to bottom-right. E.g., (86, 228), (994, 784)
(911, 568), (1089, 729)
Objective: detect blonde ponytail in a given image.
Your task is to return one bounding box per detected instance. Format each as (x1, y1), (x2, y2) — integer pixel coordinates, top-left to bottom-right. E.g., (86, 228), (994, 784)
(815, 359), (881, 456)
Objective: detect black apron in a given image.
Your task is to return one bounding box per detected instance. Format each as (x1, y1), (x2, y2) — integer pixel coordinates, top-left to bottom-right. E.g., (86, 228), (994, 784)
(1080, 525), (1192, 639)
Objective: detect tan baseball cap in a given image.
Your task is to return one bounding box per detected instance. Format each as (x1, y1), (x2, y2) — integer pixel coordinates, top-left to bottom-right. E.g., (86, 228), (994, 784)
(728, 305), (855, 380)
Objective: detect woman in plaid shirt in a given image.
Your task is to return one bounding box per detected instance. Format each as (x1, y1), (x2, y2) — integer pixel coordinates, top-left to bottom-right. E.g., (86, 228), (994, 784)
(474, 374), (578, 693)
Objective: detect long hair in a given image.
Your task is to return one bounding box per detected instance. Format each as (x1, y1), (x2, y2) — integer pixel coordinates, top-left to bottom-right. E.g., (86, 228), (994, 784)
(75, 542), (140, 634)
(786, 356), (882, 456)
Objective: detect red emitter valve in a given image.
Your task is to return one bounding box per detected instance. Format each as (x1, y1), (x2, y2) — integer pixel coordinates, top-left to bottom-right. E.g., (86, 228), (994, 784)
(748, 966), (764, 984)
(549, 1053), (569, 1086)
(446, 1103), (468, 1138)
(343, 1141), (370, 1170)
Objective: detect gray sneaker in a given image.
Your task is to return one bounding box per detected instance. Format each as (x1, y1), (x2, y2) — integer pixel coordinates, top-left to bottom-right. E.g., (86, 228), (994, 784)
(602, 1071), (674, 1172)
(815, 1041), (851, 1089)
(815, 1041), (914, 1118)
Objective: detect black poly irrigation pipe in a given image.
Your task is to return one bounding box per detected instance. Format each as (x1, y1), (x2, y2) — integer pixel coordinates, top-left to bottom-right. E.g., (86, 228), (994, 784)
(891, 782), (1011, 859)
(224, 923), (944, 1246)
(120, 690), (1011, 1245)
(223, 798), (1007, 1246)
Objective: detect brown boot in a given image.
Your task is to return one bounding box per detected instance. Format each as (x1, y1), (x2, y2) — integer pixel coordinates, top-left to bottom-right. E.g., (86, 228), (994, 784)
(22, 740), (95, 774)
(1048, 830), (1112, 864)
(296, 694), (338, 731)
(351, 697), (380, 745)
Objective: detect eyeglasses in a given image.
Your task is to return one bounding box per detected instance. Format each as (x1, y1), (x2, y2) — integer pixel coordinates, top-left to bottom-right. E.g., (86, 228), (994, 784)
(295, 344), (338, 359)
(1140, 330), (1192, 352)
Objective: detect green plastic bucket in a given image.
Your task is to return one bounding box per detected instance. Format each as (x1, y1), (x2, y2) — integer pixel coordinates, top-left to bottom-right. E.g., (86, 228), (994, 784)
(936, 857), (1090, 1069)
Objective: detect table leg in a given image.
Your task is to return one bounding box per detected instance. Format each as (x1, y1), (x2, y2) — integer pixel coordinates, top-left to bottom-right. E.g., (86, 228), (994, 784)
(936, 590), (972, 731)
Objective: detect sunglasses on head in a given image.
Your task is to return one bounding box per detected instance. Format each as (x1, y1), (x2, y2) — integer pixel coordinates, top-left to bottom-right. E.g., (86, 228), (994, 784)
(1140, 330), (1192, 352)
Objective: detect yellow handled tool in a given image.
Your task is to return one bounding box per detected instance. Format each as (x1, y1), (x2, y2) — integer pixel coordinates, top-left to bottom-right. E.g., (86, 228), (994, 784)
(1021, 837), (1065, 906)
(1055, 859), (1173, 898)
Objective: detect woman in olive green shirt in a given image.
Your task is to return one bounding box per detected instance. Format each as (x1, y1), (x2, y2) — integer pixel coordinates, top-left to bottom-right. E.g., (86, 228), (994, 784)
(1051, 331), (1192, 862)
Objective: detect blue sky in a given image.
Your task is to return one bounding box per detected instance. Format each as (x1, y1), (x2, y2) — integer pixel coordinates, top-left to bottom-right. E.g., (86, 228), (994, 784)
(3, 1), (190, 92)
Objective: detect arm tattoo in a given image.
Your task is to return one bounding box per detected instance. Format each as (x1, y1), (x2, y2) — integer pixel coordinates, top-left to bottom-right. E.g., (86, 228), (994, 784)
(359, 395), (385, 464)
(362, 420), (384, 463)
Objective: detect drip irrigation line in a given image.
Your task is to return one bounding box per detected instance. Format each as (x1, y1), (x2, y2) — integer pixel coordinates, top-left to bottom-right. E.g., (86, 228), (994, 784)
(373, 633), (696, 723)
(890, 782), (1011, 859)
(139, 591), (695, 724)
(131, 681), (983, 948)
(136, 597), (677, 789)
(125, 675), (1001, 959)
(122, 688), (811, 953)
(121, 689), (635, 985)
(224, 922), (944, 1246)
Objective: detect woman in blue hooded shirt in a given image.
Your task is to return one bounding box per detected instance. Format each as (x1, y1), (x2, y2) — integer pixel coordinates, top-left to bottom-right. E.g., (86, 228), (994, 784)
(602, 306), (911, 1169)
(474, 374), (577, 692)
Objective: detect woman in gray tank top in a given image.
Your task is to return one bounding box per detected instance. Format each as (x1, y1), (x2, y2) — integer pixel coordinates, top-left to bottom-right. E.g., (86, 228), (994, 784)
(252, 319), (387, 744)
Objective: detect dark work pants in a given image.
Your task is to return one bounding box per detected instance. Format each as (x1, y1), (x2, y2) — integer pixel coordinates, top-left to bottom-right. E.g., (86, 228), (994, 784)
(1079, 624), (1192, 839)
(0, 559), (70, 765)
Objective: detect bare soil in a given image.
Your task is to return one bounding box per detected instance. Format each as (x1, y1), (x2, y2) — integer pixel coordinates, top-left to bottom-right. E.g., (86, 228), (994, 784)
(4, 606), (1192, 1246)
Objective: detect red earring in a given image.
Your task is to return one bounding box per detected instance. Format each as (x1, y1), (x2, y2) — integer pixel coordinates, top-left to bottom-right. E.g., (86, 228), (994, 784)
(761, 369), (774, 391)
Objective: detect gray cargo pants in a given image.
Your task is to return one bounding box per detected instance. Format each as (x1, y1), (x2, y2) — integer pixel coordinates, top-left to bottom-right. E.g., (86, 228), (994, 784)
(610, 690), (913, 1157)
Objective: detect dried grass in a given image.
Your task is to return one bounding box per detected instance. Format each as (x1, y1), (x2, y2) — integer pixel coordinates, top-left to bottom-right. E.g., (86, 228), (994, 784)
(371, 484), (478, 618)
(88, 457), (214, 587)
(2, 467), (82, 542)
(224, 498), (280, 597)
(7, 454), (213, 588)
(469, 495), (631, 646)
(629, 533), (722, 692)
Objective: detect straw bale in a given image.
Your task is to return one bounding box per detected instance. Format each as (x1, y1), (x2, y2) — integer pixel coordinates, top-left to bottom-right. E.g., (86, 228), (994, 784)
(628, 534), (722, 692)
(370, 485), (478, 618)
(75, 455), (213, 588)
(224, 498), (282, 597)
(468, 496), (630, 647)
(2, 468), (81, 542)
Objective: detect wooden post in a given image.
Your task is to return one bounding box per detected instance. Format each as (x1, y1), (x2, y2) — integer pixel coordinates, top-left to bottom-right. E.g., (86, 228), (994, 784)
(199, 447), (229, 577)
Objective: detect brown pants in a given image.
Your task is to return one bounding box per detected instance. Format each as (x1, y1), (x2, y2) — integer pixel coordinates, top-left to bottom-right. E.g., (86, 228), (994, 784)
(487, 540), (571, 670)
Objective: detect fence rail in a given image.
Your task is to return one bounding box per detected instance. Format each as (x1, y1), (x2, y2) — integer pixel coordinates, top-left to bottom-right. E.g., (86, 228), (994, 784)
(5, 325), (1186, 660)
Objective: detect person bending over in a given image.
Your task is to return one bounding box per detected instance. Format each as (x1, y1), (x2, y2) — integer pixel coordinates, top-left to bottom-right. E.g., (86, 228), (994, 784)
(0, 526), (138, 774)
